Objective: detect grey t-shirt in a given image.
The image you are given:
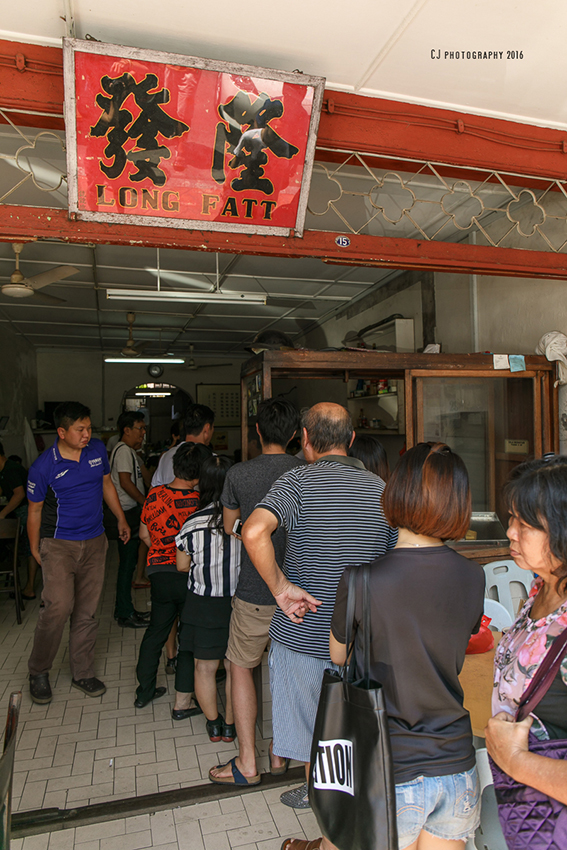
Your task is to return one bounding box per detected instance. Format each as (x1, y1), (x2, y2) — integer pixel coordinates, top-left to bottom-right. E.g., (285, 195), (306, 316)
(221, 452), (304, 605)
(110, 441), (144, 510)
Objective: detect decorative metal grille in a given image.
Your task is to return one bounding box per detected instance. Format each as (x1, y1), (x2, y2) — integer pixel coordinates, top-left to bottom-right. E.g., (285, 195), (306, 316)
(306, 147), (567, 253)
(0, 110), (67, 206)
(2, 112), (567, 255)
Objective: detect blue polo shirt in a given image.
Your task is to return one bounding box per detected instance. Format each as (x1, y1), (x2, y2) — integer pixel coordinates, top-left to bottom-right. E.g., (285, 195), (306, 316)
(27, 438), (110, 540)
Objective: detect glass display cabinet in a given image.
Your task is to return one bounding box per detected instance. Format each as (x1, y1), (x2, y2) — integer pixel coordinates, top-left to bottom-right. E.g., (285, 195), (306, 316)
(241, 350), (558, 561)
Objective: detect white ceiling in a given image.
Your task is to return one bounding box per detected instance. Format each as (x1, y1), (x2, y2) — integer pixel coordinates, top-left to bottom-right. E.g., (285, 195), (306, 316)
(3, 0), (566, 130)
(1, 0), (564, 358)
(0, 239), (392, 357)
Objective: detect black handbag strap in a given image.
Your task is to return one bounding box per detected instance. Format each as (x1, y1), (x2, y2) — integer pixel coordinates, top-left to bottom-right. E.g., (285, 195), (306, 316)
(343, 568), (357, 681)
(362, 565), (371, 685)
(516, 626), (567, 722)
(110, 442), (137, 478)
(342, 565), (372, 685)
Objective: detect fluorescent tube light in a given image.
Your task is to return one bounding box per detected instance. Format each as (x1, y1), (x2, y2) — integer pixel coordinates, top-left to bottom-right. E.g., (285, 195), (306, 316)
(106, 289), (267, 305)
(104, 358), (185, 364)
(135, 392), (171, 397)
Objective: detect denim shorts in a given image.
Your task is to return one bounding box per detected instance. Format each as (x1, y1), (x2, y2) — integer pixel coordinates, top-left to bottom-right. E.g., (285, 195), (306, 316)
(395, 766), (481, 849)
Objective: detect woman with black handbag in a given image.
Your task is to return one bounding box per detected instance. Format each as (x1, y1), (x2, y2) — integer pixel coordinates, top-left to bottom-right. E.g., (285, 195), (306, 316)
(282, 443), (485, 850)
(486, 455), (567, 850)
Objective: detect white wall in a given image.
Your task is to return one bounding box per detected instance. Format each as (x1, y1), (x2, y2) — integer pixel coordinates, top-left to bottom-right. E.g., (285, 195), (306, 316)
(0, 324), (38, 461)
(37, 351), (103, 424)
(37, 351), (243, 454)
(435, 273), (473, 353)
(476, 276), (567, 354)
(433, 272), (567, 356)
(299, 282), (423, 350)
(306, 270), (567, 357)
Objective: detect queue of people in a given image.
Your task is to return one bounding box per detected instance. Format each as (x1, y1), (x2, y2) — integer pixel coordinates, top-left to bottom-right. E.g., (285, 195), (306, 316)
(3, 395), (566, 850)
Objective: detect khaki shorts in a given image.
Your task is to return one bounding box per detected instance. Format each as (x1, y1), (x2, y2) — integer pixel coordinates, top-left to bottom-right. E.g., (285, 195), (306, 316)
(225, 596), (276, 668)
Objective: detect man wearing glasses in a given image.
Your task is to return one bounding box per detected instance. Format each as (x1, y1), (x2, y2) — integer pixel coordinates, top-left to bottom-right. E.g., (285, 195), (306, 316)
(110, 411), (152, 628)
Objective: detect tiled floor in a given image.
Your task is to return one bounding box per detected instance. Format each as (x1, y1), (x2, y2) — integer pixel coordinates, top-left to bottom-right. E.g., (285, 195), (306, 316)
(10, 789), (319, 850)
(2, 549), (313, 849)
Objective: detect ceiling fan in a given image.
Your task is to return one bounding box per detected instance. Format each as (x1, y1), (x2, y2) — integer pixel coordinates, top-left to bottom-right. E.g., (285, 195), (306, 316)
(1, 243), (78, 304)
(117, 312), (151, 357)
(185, 344), (232, 371)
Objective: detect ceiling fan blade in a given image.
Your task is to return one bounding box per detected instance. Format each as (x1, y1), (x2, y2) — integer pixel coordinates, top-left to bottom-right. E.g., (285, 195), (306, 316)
(31, 290), (67, 305)
(120, 340), (154, 356)
(151, 271), (214, 291)
(198, 362), (233, 369)
(26, 265), (80, 291)
(135, 340), (152, 353)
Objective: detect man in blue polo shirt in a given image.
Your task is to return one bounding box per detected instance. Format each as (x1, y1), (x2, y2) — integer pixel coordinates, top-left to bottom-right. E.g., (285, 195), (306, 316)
(26, 401), (130, 704)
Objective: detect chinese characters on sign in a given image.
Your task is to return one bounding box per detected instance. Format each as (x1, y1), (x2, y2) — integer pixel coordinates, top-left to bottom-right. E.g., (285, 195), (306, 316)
(90, 72), (189, 186)
(64, 40), (325, 235)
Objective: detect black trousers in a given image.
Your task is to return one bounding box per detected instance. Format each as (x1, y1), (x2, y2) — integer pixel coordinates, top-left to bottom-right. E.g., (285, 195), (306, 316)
(135, 571), (194, 703)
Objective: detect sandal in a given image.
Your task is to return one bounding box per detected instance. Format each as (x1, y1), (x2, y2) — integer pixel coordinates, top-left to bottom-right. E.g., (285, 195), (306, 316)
(222, 720), (236, 742)
(209, 757), (260, 786)
(206, 714), (224, 742)
(281, 840), (322, 850)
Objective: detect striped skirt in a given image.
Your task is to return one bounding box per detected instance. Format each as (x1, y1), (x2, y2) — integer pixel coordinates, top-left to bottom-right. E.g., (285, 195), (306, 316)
(268, 639), (340, 763)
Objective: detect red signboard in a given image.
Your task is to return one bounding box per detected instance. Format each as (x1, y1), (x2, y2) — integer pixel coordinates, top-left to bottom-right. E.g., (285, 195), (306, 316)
(63, 40), (324, 236)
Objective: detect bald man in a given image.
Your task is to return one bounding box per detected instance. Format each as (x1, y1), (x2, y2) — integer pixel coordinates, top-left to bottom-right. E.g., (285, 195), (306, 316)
(237, 403), (397, 806)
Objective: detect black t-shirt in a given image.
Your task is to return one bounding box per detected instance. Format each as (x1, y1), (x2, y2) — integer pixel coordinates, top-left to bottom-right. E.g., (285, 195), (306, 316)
(535, 666), (567, 739)
(220, 452), (304, 605)
(331, 546), (485, 783)
(0, 458), (27, 515)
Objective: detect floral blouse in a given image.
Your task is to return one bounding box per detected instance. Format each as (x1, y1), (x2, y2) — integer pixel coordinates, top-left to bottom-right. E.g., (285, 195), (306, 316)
(493, 578), (567, 739)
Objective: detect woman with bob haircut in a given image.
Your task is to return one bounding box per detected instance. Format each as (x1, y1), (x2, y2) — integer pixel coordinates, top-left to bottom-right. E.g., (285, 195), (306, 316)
(486, 455), (567, 812)
(282, 443), (485, 850)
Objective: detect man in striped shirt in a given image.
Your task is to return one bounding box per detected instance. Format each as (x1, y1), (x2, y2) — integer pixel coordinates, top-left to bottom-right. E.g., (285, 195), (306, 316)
(243, 402), (397, 808)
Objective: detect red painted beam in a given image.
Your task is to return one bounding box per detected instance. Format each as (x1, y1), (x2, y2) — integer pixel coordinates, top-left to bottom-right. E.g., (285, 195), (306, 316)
(3, 204), (567, 280)
(2, 39), (567, 179)
(317, 91), (567, 181)
(0, 40), (63, 130)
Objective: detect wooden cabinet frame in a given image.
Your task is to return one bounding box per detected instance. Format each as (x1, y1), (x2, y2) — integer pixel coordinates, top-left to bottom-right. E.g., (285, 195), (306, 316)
(241, 349), (558, 466)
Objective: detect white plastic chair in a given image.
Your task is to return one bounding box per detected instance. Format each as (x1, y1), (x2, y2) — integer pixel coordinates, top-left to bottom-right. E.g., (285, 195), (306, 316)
(465, 748), (507, 850)
(483, 560), (532, 621)
(483, 598), (513, 631)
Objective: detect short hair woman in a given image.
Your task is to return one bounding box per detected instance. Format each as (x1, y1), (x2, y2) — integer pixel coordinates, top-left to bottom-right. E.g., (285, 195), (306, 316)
(282, 442), (485, 850)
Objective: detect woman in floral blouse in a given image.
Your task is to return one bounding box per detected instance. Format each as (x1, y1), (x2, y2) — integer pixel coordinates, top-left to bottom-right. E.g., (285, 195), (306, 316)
(487, 455), (567, 804)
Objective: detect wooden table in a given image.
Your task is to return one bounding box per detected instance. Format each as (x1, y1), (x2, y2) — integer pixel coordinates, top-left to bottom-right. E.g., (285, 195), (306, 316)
(452, 544), (510, 566)
(459, 632), (501, 737)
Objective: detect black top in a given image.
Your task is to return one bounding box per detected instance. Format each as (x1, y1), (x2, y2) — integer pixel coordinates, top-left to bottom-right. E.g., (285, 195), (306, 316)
(536, 667), (567, 739)
(0, 458), (28, 515)
(331, 546), (485, 782)
(221, 452), (304, 605)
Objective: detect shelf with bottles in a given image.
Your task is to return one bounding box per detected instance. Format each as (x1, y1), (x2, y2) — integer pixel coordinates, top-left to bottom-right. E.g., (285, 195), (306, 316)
(347, 377), (404, 434)
(347, 377), (396, 400)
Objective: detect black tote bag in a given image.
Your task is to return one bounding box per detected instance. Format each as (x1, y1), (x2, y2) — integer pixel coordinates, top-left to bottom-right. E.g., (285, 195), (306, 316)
(308, 565), (398, 850)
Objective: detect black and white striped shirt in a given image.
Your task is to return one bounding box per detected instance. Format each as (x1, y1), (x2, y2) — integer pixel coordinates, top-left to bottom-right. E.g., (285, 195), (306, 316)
(176, 503), (241, 597)
(258, 455), (397, 659)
